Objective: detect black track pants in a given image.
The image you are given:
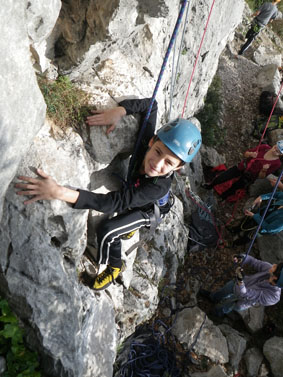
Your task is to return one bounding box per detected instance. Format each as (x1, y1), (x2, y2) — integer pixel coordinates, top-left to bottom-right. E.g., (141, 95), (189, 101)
(96, 209), (151, 268)
(212, 166), (247, 200)
(238, 24), (261, 55)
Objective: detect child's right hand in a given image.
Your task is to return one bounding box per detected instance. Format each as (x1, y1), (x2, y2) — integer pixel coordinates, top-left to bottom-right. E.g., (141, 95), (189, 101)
(15, 169), (61, 204)
(85, 107), (126, 134)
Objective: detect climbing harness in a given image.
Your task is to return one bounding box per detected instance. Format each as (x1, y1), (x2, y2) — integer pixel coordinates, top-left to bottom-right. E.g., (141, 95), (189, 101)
(127, 0), (190, 182)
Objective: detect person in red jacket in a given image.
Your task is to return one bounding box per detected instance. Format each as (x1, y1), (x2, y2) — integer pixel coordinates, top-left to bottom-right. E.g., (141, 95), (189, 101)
(203, 141), (283, 200)
(15, 98), (202, 291)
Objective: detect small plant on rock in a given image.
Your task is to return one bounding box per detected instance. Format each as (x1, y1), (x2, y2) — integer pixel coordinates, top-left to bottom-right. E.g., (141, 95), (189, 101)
(37, 75), (92, 132)
(0, 298), (42, 377)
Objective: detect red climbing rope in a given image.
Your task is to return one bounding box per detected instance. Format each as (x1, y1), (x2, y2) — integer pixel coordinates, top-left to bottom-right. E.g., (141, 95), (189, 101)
(256, 79), (283, 151)
(181, 0), (216, 117)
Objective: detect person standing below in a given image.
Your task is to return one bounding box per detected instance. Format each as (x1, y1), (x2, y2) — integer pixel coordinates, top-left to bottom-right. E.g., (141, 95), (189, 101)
(200, 255), (283, 317)
(238, 1), (281, 56)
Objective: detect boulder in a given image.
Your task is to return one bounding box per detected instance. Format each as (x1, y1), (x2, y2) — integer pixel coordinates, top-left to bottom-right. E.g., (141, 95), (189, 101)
(244, 347), (263, 377)
(238, 306), (265, 333)
(172, 307), (229, 364)
(263, 336), (283, 377)
(219, 324), (247, 370)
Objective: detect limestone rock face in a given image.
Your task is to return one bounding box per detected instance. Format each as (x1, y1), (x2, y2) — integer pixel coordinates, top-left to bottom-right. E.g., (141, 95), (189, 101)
(263, 336), (283, 377)
(53, 0), (245, 120)
(0, 1), (46, 218)
(0, 122), (119, 377)
(172, 307), (229, 364)
(27, 0), (62, 72)
(0, 0), (247, 376)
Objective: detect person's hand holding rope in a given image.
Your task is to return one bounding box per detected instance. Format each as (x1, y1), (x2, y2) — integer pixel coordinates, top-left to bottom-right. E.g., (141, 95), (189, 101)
(235, 266), (244, 285)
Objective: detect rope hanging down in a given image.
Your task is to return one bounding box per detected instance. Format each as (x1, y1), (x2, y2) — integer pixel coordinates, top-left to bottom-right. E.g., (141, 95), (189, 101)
(256, 79), (283, 152)
(168, 0), (192, 121)
(127, 0), (189, 182)
(181, 0), (216, 117)
(241, 165), (283, 265)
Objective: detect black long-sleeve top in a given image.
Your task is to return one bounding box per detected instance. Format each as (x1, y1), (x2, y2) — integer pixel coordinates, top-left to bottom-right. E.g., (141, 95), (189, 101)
(74, 98), (173, 214)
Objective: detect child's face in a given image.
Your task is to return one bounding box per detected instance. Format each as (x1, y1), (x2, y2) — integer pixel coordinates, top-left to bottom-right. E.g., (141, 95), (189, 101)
(141, 139), (182, 177)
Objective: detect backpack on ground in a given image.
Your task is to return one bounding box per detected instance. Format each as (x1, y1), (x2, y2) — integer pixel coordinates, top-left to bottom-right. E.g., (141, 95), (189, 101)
(187, 204), (219, 252)
(252, 114), (283, 140)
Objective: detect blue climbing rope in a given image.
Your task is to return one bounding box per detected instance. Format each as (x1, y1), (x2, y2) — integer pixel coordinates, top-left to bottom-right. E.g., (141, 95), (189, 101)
(241, 165), (283, 265)
(127, 0), (189, 182)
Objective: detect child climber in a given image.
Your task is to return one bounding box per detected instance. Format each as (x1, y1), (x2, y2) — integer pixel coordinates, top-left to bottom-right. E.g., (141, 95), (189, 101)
(15, 98), (202, 291)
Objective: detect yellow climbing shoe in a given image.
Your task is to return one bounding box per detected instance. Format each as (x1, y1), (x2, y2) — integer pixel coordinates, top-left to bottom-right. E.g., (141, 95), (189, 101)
(121, 230), (137, 240)
(93, 265), (122, 291)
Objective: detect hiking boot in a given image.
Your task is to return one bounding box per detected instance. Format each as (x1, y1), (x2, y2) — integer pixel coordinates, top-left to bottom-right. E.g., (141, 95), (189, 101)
(93, 264), (123, 291)
(121, 230), (137, 240)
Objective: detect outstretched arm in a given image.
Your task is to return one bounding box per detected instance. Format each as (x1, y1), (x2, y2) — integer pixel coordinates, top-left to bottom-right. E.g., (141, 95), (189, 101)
(15, 169), (79, 205)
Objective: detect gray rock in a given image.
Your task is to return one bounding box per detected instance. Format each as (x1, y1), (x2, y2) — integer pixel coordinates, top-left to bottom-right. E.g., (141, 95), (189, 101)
(253, 46), (282, 67)
(26, 0), (61, 72)
(263, 336), (283, 377)
(0, 0), (46, 218)
(238, 306), (265, 333)
(172, 307), (229, 363)
(218, 324), (247, 370)
(200, 145), (226, 168)
(244, 347), (263, 377)
(191, 365), (227, 377)
(258, 64), (282, 94)
(248, 178), (274, 198)
(257, 232), (283, 263)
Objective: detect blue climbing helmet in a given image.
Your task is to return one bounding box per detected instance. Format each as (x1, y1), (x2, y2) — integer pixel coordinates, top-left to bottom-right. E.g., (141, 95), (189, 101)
(277, 140), (283, 154)
(157, 118), (202, 163)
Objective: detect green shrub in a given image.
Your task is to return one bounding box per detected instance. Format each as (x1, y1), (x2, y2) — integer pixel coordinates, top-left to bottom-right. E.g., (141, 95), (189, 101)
(37, 75), (92, 131)
(0, 298), (42, 377)
(195, 75), (223, 147)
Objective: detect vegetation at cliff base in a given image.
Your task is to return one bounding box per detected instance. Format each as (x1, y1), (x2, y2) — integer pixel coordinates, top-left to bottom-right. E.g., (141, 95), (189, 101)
(195, 75), (223, 147)
(0, 298), (42, 377)
(37, 75), (92, 131)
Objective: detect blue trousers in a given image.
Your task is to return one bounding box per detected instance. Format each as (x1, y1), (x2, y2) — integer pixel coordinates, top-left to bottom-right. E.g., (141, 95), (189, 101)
(210, 280), (239, 316)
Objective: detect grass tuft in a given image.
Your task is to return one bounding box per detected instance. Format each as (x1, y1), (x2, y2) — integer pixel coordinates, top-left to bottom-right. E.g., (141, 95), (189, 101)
(37, 75), (92, 132)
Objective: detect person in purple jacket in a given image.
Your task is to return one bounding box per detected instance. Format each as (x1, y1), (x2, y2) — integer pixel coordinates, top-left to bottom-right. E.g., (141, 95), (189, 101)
(200, 254), (283, 317)
(15, 98), (202, 291)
